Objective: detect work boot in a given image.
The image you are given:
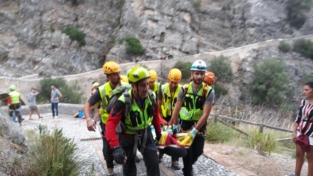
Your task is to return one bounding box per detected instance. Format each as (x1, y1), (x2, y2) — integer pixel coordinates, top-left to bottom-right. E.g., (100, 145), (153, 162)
(171, 161), (180, 170)
(135, 155), (140, 163)
(107, 168), (114, 176)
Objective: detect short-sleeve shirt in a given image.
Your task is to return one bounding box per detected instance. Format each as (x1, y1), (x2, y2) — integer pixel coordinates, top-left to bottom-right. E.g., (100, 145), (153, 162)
(28, 92), (37, 106)
(51, 89), (61, 103)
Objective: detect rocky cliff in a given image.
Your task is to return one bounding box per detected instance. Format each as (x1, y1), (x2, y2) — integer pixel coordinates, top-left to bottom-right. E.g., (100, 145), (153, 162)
(1, 0), (313, 77)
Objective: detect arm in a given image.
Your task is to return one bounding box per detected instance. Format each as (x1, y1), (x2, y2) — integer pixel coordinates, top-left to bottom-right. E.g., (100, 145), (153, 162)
(84, 90), (101, 131)
(292, 122), (299, 143)
(152, 104), (162, 133)
(106, 100), (125, 149)
(169, 100), (183, 125)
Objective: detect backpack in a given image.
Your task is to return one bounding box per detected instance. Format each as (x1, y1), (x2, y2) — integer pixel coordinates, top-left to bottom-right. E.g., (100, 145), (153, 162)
(106, 85), (157, 133)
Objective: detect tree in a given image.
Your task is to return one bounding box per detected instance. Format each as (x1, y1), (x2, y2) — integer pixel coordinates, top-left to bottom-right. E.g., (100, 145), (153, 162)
(286, 0), (313, 29)
(250, 58), (289, 106)
(208, 55), (233, 83)
(119, 37), (145, 55)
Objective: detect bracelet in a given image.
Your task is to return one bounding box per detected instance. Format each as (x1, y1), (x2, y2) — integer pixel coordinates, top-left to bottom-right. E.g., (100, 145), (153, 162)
(86, 118), (93, 122)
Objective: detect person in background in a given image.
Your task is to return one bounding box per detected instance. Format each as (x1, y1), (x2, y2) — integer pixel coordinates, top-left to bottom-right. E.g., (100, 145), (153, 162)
(8, 85), (23, 126)
(106, 66), (162, 176)
(148, 69), (160, 96)
(291, 81), (313, 176)
(169, 60), (215, 176)
(28, 88), (43, 120)
(157, 68), (183, 169)
(90, 81), (100, 121)
(51, 84), (62, 118)
(120, 75), (128, 83)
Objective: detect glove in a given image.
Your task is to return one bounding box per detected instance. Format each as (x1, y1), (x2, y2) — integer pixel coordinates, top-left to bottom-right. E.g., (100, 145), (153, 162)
(188, 127), (198, 140)
(180, 128), (198, 146)
(113, 146), (126, 164)
(172, 125), (180, 134)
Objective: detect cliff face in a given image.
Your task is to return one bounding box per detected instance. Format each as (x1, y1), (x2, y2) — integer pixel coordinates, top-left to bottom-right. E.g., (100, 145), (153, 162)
(0, 0), (312, 77)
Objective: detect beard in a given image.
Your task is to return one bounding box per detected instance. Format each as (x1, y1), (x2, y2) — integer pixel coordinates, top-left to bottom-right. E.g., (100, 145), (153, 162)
(193, 78), (203, 85)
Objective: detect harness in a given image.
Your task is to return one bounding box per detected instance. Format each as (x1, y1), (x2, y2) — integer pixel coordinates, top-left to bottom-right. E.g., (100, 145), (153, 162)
(117, 90), (157, 155)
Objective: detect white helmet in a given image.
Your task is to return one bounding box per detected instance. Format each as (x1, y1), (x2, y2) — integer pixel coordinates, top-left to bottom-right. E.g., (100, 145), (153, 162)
(190, 60), (207, 71)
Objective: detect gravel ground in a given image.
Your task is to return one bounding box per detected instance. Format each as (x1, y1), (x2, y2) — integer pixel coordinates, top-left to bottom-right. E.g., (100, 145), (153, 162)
(21, 113), (237, 176)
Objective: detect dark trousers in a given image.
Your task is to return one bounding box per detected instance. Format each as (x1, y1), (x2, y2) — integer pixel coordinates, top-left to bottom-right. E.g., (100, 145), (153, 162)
(9, 104), (22, 123)
(182, 135), (205, 176)
(119, 129), (160, 176)
(100, 121), (114, 168)
(51, 102), (58, 116)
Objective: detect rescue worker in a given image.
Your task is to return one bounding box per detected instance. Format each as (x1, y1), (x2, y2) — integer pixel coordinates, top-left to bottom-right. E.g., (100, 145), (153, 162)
(157, 68), (183, 169)
(120, 75), (128, 83)
(148, 69), (160, 96)
(84, 61), (125, 175)
(8, 85), (23, 126)
(169, 60), (215, 176)
(106, 66), (162, 176)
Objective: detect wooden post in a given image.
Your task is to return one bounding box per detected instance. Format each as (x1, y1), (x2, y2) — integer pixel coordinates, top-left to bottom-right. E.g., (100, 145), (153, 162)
(259, 124), (264, 134)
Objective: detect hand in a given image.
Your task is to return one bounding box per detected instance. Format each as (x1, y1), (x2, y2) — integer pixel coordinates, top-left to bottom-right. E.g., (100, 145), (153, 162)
(172, 125), (180, 134)
(187, 128), (198, 141)
(86, 119), (96, 131)
(113, 146), (127, 164)
(292, 133), (297, 143)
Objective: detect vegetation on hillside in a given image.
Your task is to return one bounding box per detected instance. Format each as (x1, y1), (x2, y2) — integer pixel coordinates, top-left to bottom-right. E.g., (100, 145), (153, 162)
(293, 39), (313, 59)
(249, 58), (289, 106)
(62, 27), (86, 46)
(119, 37), (145, 55)
(286, 0), (313, 29)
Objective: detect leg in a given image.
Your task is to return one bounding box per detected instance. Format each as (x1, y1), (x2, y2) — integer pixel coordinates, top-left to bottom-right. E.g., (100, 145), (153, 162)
(12, 111), (16, 122)
(182, 146), (194, 176)
(140, 129), (160, 176)
(29, 107), (33, 119)
(51, 103), (55, 117)
(55, 102), (59, 116)
(101, 123), (114, 171)
(295, 144), (305, 176)
(307, 145), (313, 176)
(119, 136), (137, 176)
(191, 136), (205, 164)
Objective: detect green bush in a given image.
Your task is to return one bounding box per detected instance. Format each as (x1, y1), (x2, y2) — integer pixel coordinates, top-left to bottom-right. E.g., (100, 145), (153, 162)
(246, 131), (277, 156)
(172, 61), (192, 81)
(278, 41), (291, 53)
(194, 0), (202, 12)
(293, 39), (313, 59)
(250, 58), (289, 106)
(208, 55), (233, 83)
(286, 0), (312, 29)
(119, 37), (145, 55)
(62, 27), (86, 46)
(37, 78), (84, 104)
(206, 122), (235, 143)
(50, 23), (55, 33)
(213, 84), (228, 99)
(28, 125), (79, 175)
